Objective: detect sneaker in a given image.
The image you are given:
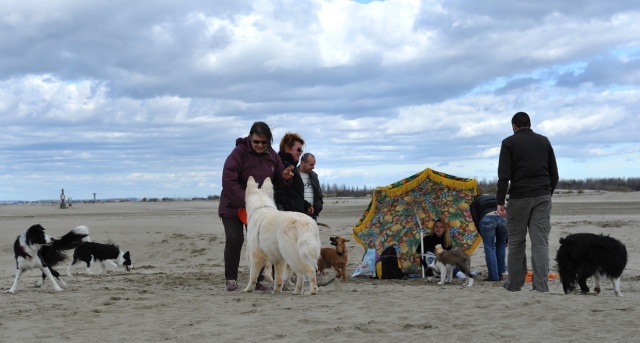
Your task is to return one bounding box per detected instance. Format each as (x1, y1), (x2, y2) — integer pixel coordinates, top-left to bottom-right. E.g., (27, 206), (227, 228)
(226, 280), (238, 292)
(255, 280), (273, 292)
(317, 274), (335, 287)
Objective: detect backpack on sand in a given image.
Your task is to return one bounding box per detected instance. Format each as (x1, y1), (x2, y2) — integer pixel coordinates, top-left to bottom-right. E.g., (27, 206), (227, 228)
(375, 245), (404, 280)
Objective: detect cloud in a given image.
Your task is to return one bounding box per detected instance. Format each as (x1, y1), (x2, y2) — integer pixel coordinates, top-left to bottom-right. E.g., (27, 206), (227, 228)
(1, 0), (639, 200)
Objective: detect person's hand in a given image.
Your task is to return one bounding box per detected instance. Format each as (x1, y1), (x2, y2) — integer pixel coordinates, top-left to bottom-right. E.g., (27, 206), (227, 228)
(307, 207), (315, 215)
(497, 204), (507, 217)
(282, 165), (295, 180)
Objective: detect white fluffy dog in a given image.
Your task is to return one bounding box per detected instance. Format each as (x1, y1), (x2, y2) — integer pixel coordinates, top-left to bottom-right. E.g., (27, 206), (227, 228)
(243, 176), (321, 295)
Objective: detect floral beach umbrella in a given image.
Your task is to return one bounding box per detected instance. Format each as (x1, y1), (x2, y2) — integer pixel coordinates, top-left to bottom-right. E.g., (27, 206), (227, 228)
(352, 168), (479, 275)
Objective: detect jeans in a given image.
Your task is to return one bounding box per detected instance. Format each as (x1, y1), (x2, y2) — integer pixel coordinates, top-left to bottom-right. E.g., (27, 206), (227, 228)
(479, 214), (508, 281)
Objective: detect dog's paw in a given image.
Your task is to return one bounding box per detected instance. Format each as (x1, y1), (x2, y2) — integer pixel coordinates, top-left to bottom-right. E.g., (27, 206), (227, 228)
(5, 289), (16, 294)
(263, 273), (274, 283)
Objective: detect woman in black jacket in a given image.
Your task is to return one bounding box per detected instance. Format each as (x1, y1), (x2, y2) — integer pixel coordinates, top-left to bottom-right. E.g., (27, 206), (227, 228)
(274, 132), (307, 213)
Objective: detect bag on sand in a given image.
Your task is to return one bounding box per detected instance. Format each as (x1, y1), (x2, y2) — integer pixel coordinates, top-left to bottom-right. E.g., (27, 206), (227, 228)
(376, 245), (404, 280)
(351, 248), (377, 277)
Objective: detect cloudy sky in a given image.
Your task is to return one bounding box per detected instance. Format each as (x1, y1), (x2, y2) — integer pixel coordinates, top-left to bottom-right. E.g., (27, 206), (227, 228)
(1, 0), (639, 201)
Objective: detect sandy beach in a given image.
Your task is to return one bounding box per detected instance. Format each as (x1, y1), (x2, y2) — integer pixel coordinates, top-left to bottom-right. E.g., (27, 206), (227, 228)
(2, 192), (639, 342)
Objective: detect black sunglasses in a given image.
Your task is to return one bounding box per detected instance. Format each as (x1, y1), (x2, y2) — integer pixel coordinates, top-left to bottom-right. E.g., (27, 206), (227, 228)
(252, 140), (269, 145)
(294, 147), (303, 153)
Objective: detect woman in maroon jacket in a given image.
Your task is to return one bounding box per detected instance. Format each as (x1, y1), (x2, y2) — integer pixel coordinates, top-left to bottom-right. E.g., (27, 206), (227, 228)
(218, 121), (294, 292)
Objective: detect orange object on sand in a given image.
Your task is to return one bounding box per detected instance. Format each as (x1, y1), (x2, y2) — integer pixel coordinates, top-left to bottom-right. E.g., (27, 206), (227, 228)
(525, 271), (559, 282)
(238, 208), (247, 225)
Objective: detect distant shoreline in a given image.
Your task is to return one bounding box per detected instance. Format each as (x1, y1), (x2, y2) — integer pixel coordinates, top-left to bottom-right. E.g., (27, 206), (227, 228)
(3, 189), (639, 205)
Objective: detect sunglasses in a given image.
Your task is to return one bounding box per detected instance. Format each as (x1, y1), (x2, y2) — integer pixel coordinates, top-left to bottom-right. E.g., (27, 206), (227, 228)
(294, 147), (303, 153)
(252, 140), (269, 146)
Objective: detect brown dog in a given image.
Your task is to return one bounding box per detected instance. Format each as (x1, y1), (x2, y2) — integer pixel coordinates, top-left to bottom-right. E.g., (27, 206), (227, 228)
(426, 249), (474, 286)
(317, 236), (350, 282)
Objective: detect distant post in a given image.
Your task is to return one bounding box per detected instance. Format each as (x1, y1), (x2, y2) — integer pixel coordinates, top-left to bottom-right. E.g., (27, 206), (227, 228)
(93, 193), (97, 202)
(60, 189), (66, 209)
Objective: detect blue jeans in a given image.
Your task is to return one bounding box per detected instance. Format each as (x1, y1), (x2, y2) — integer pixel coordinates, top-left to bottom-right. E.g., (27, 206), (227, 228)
(479, 214), (508, 281)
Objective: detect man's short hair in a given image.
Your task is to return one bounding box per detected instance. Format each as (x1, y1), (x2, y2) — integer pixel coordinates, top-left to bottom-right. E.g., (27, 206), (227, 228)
(301, 153), (315, 163)
(512, 112), (531, 128)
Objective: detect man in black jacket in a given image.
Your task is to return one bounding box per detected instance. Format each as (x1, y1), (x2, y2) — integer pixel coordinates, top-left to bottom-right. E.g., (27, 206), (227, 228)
(298, 153), (324, 221)
(497, 112), (559, 293)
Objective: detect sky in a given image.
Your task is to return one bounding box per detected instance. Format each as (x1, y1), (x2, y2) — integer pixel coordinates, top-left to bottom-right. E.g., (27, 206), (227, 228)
(1, 0), (639, 201)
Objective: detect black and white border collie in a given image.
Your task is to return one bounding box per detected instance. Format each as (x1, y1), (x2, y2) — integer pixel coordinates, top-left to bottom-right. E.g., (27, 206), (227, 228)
(6, 224), (91, 294)
(556, 233), (627, 297)
(66, 242), (132, 276)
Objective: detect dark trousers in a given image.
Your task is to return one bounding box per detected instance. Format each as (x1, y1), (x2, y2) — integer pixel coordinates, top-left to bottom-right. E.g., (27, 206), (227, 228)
(504, 195), (552, 292)
(222, 217), (244, 281)
(222, 217), (264, 283)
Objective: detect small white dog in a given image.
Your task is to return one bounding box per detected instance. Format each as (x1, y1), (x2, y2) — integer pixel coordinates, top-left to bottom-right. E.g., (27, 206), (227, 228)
(243, 176), (321, 295)
(427, 249), (474, 287)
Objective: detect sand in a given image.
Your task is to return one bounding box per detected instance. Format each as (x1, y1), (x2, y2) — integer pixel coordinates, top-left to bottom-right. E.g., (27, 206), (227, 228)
(1, 192), (639, 342)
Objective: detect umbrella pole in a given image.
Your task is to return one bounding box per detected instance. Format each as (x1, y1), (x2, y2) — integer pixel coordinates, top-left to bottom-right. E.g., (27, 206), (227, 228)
(413, 206), (425, 278)
(420, 230), (425, 278)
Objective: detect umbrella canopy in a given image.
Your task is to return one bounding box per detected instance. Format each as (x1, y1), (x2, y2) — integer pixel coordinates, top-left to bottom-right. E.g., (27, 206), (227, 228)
(353, 168), (479, 275)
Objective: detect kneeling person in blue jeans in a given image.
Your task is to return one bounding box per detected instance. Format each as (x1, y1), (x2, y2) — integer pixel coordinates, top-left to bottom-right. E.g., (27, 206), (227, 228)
(471, 194), (507, 281)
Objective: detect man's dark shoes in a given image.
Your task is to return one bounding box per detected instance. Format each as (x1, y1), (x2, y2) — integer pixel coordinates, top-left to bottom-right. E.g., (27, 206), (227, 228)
(226, 280), (238, 292)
